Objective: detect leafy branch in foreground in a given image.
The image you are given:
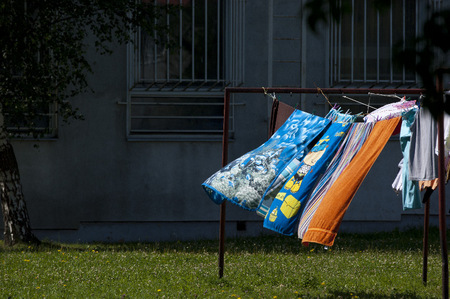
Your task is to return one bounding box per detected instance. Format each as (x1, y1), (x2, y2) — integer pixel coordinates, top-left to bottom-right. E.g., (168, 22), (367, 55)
(0, 1), (170, 134)
(0, 0), (172, 245)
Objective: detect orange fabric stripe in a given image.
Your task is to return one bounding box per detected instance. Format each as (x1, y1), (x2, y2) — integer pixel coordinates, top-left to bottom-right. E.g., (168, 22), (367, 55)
(302, 117), (401, 247)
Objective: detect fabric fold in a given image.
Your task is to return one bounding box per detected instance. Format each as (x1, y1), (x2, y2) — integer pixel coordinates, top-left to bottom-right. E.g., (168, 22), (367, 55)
(302, 117), (401, 247)
(257, 109), (355, 216)
(363, 99), (416, 123)
(409, 107), (438, 181)
(269, 99), (296, 138)
(297, 122), (374, 240)
(400, 108), (421, 210)
(202, 109), (331, 211)
(263, 119), (353, 236)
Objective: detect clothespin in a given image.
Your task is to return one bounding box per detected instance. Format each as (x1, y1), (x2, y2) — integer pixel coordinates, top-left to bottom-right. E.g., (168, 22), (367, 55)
(315, 85), (333, 108)
(262, 87), (277, 102)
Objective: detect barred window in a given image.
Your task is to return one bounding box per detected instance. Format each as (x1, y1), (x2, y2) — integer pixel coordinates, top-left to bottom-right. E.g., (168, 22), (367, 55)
(5, 102), (58, 139)
(330, 0), (420, 86)
(127, 0), (244, 140)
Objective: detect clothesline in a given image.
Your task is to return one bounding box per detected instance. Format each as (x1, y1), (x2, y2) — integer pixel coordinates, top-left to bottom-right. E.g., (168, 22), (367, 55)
(341, 95), (377, 110)
(207, 93), (417, 243)
(313, 86), (405, 111)
(218, 87), (426, 276)
(208, 86), (449, 297)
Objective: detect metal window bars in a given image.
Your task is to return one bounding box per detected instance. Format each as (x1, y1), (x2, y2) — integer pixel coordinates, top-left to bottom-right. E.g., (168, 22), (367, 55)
(128, 0), (244, 92)
(5, 102), (58, 139)
(330, 0), (419, 86)
(126, 0), (245, 138)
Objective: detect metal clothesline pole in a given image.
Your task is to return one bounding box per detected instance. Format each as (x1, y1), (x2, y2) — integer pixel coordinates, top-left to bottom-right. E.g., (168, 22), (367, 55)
(218, 87), (424, 279)
(218, 88), (230, 278)
(422, 191), (431, 286)
(436, 70), (448, 299)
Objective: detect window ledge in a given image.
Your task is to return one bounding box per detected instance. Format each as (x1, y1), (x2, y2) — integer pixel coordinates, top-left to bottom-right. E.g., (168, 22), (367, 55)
(127, 134), (234, 142)
(10, 137), (58, 142)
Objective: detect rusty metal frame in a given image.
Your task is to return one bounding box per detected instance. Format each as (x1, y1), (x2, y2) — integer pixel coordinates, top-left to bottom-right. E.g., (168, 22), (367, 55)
(218, 86), (448, 297)
(436, 70), (449, 299)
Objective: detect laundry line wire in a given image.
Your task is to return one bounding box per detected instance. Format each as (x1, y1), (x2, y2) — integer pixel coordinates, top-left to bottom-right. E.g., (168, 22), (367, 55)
(261, 86), (420, 115)
(266, 86), (399, 112)
(342, 95), (377, 110)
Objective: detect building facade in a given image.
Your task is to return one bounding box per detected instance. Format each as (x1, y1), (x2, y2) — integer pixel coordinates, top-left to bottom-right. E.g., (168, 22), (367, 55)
(4, 0), (450, 243)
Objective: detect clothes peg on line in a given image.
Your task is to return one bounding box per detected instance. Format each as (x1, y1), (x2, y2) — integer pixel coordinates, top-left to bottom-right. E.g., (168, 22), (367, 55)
(262, 87), (277, 102)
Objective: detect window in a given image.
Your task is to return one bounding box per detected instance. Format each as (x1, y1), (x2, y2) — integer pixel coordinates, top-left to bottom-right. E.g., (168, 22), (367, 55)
(127, 0), (244, 140)
(5, 102), (58, 139)
(330, 0), (420, 86)
(4, 39), (58, 139)
(129, 95), (225, 135)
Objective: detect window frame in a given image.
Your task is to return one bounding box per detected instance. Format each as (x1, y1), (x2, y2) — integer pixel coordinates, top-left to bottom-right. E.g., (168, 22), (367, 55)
(6, 101), (58, 140)
(126, 0), (244, 141)
(329, 0), (422, 87)
(125, 91), (236, 142)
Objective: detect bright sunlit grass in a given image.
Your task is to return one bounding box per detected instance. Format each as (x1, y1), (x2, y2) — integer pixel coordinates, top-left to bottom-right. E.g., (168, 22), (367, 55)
(0, 227), (445, 298)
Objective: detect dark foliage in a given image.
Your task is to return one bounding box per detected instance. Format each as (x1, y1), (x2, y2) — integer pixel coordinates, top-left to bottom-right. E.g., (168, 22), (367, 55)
(304, 0), (450, 117)
(0, 0), (167, 137)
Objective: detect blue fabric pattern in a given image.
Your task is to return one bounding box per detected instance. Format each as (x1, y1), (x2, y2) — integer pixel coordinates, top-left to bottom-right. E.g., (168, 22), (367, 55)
(263, 119), (353, 235)
(202, 109), (331, 211)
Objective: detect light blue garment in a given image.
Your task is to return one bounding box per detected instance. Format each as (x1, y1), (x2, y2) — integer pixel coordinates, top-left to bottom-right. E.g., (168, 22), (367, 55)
(263, 120), (353, 235)
(202, 109), (331, 211)
(401, 108), (421, 210)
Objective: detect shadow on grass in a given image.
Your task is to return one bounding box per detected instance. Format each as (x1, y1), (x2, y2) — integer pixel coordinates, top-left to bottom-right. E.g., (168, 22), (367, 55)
(329, 289), (425, 299)
(0, 226), (443, 255)
(333, 226), (442, 252)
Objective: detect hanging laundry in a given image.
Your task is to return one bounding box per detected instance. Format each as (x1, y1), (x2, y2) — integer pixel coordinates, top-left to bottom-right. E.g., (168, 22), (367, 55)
(447, 161), (450, 183)
(263, 115), (354, 236)
(256, 156), (302, 216)
(419, 179), (439, 191)
(269, 98), (295, 138)
(202, 109), (331, 211)
(363, 99), (416, 123)
(254, 99), (295, 218)
(302, 117), (401, 247)
(408, 101), (450, 189)
(434, 105), (450, 158)
(400, 108), (421, 210)
(409, 107), (438, 181)
(391, 159), (403, 194)
(256, 108), (354, 216)
(297, 122), (374, 240)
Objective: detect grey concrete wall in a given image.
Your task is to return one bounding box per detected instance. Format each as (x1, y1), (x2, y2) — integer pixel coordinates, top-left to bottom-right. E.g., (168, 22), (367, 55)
(3, 1), (271, 242)
(2, 0), (449, 243)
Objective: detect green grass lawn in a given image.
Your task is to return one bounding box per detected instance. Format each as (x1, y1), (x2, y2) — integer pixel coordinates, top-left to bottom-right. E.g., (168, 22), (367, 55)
(0, 227), (446, 298)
